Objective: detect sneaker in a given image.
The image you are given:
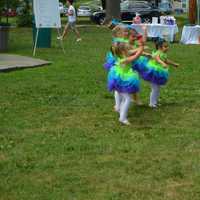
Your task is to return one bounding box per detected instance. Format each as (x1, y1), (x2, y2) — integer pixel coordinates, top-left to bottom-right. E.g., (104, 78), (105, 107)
(119, 119), (131, 126)
(149, 104), (157, 108)
(76, 38), (82, 42)
(57, 36), (63, 40)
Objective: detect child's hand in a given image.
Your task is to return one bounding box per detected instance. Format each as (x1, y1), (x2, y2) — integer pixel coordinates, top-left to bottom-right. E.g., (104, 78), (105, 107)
(173, 63), (179, 67)
(163, 63), (168, 68)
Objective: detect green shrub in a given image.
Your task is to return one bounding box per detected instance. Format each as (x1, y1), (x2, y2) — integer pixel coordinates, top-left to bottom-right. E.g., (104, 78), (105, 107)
(16, 0), (32, 27)
(16, 12), (32, 27)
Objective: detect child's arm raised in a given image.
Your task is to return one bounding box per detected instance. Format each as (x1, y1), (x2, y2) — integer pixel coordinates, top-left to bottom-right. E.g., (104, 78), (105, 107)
(140, 24), (147, 43)
(123, 45), (144, 64)
(128, 49), (139, 55)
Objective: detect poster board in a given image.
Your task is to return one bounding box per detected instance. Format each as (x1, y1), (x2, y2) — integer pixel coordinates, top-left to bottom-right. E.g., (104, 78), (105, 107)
(33, 0), (61, 28)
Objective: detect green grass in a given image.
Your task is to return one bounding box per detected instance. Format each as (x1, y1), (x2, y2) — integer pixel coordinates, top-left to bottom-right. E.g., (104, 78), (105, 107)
(0, 24), (200, 200)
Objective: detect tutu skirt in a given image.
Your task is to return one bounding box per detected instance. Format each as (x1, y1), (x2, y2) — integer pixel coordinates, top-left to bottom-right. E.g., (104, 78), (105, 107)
(103, 51), (116, 71)
(133, 56), (169, 85)
(108, 64), (140, 94)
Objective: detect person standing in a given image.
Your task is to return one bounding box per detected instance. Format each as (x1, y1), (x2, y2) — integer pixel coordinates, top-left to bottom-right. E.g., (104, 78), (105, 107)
(58, 0), (81, 42)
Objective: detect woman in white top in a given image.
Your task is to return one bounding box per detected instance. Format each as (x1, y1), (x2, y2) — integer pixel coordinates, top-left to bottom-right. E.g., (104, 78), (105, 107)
(58, 0), (81, 42)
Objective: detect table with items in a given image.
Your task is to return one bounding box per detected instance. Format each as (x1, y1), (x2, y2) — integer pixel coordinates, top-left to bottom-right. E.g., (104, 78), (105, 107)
(180, 25), (200, 44)
(131, 23), (179, 42)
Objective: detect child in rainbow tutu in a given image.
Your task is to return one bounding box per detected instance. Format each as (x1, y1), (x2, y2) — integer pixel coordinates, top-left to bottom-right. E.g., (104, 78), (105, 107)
(149, 38), (179, 107)
(133, 38), (179, 108)
(104, 24), (128, 113)
(107, 42), (144, 125)
(105, 24), (146, 106)
(120, 25), (144, 106)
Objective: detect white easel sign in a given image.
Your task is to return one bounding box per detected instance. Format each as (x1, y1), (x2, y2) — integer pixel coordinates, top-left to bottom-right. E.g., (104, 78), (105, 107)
(33, 0), (65, 55)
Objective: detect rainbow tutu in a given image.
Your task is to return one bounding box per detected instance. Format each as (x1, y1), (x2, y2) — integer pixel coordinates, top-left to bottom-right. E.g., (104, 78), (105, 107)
(104, 51), (117, 71)
(133, 56), (169, 85)
(108, 61), (140, 94)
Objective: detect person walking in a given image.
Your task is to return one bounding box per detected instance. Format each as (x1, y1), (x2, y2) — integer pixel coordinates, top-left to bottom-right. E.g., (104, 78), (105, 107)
(58, 0), (81, 42)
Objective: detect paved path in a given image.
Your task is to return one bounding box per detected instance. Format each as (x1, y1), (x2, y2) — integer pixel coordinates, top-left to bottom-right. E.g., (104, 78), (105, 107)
(0, 54), (51, 72)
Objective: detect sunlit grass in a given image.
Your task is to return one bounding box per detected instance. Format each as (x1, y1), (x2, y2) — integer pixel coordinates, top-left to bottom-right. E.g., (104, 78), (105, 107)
(0, 23), (200, 200)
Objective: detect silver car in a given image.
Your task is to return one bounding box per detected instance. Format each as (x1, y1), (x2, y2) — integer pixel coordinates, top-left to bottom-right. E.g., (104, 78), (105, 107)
(77, 6), (92, 17)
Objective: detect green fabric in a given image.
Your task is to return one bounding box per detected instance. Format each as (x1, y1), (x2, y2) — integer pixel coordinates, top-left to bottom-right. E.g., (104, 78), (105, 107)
(115, 58), (139, 79)
(148, 59), (169, 73)
(133, 40), (139, 48)
(112, 37), (129, 43)
(152, 50), (167, 62)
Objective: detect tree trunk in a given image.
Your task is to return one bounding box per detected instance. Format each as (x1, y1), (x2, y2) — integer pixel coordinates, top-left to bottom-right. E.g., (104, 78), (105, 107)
(101, 0), (106, 10)
(104, 0), (120, 24)
(154, 0), (159, 7)
(189, 0), (197, 24)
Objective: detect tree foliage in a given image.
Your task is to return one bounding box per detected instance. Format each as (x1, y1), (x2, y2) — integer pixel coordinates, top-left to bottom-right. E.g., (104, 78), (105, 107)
(0, 0), (20, 24)
(16, 0), (32, 27)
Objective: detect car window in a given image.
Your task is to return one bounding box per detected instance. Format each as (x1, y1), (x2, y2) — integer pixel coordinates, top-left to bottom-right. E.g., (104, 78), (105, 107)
(159, 3), (171, 9)
(79, 6), (90, 10)
(129, 3), (150, 9)
(120, 1), (129, 10)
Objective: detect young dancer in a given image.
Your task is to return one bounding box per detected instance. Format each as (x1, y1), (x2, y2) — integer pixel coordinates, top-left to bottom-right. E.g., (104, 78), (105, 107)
(104, 25), (130, 113)
(149, 38), (179, 107)
(128, 25), (150, 105)
(133, 38), (179, 108)
(107, 42), (144, 125)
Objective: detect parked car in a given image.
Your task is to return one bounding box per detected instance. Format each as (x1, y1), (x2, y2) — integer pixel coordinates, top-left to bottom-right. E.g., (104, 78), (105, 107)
(158, 2), (173, 14)
(77, 5), (92, 17)
(59, 2), (68, 16)
(174, 8), (184, 14)
(89, 5), (103, 12)
(90, 1), (162, 24)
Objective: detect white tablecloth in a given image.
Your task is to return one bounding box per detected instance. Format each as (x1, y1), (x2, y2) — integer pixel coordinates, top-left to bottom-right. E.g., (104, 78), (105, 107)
(131, 24), (179, 42)
(180, 25), (200, 44)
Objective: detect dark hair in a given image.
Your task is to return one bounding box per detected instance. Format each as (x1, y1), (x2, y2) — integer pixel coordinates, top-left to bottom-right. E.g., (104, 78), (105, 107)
(154, 37), (166, 50)
(67, 0), (73, 4)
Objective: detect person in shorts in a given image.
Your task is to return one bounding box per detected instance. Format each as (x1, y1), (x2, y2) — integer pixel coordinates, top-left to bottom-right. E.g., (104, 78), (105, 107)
(58, 0), (81, 42)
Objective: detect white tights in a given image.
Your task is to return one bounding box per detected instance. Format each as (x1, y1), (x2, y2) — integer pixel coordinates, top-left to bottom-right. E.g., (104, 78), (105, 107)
(150, 83), (160, 106)
(114, 91), (121, 112)
(114, 91), (132, 122)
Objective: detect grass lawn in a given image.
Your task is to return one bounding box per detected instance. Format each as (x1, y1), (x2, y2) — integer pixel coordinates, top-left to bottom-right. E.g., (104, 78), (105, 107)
(0, 20), (200, 199)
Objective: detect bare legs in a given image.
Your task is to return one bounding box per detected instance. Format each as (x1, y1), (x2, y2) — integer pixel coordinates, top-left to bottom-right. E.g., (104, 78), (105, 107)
(60, 23), (81, 41)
